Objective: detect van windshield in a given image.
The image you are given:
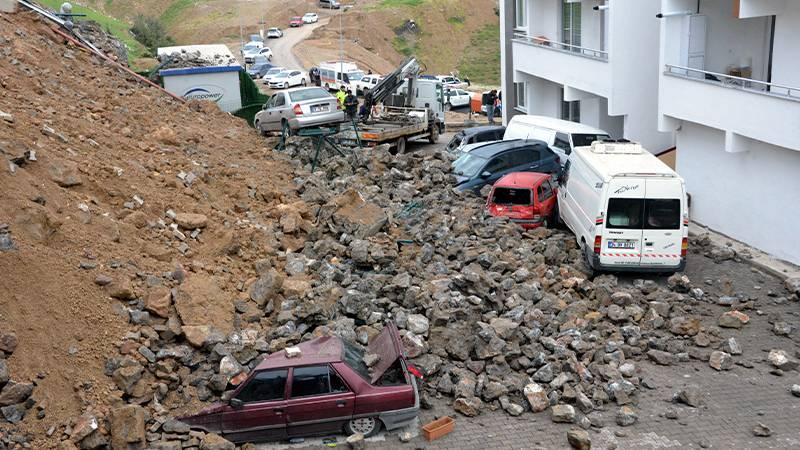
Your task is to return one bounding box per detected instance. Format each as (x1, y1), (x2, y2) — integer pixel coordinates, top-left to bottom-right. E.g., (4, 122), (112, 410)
(492, 187), (532, 205)
(607, 198), (681, 230)
(572, 133), (611, 147)
(453, 153), (487, 178)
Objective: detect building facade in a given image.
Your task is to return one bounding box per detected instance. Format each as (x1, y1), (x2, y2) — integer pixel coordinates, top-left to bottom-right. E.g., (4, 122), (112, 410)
(658, 0), (800, 265)
(500, 0), (675, 153)
(500, 0), (800, 265)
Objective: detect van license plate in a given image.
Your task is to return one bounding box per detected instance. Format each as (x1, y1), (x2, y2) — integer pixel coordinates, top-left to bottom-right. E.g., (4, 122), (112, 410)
(607, 240), (636, 249)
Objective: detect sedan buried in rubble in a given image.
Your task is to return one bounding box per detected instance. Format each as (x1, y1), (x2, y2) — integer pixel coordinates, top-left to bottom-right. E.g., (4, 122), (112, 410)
(254, 87), (345, 134)
(179, 323), (419, 443)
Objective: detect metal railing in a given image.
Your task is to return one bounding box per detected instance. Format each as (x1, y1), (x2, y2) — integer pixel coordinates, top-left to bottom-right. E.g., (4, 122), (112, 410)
(512, 33), (608, 61)
(664, 64), (800, 100)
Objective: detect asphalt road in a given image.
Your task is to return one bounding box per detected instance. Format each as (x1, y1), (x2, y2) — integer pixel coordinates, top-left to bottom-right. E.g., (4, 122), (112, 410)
(229, 19), (329, 71)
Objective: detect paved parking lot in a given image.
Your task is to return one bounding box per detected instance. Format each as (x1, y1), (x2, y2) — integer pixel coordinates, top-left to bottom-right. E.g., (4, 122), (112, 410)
(267, 251), (800, 450)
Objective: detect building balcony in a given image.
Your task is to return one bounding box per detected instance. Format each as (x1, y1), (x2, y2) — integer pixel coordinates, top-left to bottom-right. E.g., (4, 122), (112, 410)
(660, 65), (800, 151)
(512, 33), (611, 99)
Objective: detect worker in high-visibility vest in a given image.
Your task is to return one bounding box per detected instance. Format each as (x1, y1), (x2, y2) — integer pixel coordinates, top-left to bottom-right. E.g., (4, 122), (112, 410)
(336, 86), (347, 108)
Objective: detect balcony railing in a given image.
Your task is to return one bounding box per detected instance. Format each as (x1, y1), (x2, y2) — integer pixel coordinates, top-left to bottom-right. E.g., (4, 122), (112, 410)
(513, 33), (608, 61)
(664, 64), (800, 101)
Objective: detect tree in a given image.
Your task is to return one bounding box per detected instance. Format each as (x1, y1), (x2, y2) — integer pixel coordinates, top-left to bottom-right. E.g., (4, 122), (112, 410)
(130, 15), (174, 56)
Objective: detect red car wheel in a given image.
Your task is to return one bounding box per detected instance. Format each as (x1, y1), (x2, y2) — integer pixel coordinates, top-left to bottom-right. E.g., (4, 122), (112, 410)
(345, 417), (380, 437)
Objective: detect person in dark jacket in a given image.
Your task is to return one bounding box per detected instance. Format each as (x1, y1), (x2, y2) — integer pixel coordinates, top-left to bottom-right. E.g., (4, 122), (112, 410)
(485, 89), (498, 124)
(344, 90), (359, 121)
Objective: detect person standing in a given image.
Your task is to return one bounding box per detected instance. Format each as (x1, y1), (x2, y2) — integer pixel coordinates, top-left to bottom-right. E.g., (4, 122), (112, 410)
(344, 90), (359, 121)
(485, 89), (498, 124)
(336, 86), (347, 108)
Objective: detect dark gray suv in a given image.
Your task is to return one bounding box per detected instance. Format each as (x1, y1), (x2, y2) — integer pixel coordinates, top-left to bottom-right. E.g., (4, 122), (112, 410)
(452, 140), (562, 193)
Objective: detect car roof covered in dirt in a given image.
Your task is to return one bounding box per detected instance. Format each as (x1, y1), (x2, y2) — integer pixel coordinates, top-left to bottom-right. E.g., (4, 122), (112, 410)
(254, 335), (344, 370)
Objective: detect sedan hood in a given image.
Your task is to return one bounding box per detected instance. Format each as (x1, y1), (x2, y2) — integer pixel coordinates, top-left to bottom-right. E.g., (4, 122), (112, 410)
(454, 175), (470, 185)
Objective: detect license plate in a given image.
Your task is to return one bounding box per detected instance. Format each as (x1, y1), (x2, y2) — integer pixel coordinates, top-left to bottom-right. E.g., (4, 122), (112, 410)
(311, 105), (328, 113)
(607, 239), (636, 249)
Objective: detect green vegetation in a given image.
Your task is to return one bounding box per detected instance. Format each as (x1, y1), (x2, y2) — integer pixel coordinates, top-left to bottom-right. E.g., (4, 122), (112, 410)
(35, 0), (146, 61)
(160, 0), (197, 27)
(392, 35), (416, 57)
(457, 24), (501, 85)
(379, 0), (425, 8)
(447, 16), (465, 25)
(130, 15), (175, 56)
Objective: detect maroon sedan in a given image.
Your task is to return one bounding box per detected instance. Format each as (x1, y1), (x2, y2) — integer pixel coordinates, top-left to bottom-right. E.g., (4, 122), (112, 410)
(179, 323), (419, 443)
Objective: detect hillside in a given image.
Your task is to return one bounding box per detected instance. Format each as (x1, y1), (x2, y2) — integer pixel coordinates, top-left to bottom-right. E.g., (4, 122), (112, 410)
(49, 0), (501, 84)
(0, 10), (297, 446)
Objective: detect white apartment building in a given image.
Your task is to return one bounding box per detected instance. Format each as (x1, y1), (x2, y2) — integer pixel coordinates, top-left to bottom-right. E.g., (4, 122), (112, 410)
(500, 0), (800, 265)
(499, 0), (675, 153)
(658, 0), (800, 265)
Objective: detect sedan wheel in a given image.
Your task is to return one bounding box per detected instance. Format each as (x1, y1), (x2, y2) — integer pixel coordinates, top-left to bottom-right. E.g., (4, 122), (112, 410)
(345, 417), (380, 437)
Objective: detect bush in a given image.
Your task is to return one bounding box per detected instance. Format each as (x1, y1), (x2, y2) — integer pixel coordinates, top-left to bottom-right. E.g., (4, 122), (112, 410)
(130, 15), (174, 56)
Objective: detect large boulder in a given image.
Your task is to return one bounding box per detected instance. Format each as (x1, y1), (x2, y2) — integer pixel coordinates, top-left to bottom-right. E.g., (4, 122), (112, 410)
(175, 276), (234, 334)
(0, 381), (34, 406)
(109, 405), (146, 450)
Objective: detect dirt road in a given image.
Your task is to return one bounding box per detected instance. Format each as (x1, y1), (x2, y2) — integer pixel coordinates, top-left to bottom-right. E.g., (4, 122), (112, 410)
(228, 18), (330, 71)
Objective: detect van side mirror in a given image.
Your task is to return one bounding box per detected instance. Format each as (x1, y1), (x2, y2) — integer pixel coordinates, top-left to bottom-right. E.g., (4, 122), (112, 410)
(229, 398), (243, 409)
(480, 171), (491, 179)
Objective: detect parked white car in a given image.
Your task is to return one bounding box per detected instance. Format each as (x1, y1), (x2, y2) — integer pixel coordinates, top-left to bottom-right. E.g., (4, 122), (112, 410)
(268, 70), (307, 89)
(262, 67), (287, 84)
(444, 88), (471, 109)
(436, 75), (467, 89)
(242, 41), (271, 64)
(302, 13), (319, 23)
(354, 74), (381, 95)
(267, 27), (284, 38)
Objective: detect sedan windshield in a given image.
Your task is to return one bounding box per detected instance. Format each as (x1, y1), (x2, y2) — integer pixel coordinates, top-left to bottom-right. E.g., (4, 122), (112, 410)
(243, 44), (259, 52)
(289, 88), (331, 102)
(453, 152), (487, 178)
(266, 69), (282, 76)
(273, 72), (288, 79)
(572, 133), (611, 147)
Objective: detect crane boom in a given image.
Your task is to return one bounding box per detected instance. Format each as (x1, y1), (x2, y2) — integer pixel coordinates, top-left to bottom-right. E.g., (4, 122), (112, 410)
(362, 57), (420, 119)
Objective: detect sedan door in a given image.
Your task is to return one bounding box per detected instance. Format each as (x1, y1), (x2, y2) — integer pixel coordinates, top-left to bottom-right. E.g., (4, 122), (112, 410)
(286, 365), (355, 437)
(262, 94), (284, 131)
(222, 369), (288, 442)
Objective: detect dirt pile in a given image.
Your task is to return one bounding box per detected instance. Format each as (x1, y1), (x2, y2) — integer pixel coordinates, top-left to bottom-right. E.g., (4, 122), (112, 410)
(0, 10), (297, 448)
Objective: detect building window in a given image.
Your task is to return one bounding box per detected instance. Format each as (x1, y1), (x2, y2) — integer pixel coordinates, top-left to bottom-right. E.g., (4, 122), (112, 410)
(561, 0), (581, 50)
(561, 99), (580, 123)
(514, 82), (527, 112)
(515, 0), (526, 30)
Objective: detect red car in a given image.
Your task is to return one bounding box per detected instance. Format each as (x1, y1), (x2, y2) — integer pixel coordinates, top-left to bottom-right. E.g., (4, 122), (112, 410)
(289, 16), (303, 27)
(486, 172), (559, 229)
(179, 323), (419, 443)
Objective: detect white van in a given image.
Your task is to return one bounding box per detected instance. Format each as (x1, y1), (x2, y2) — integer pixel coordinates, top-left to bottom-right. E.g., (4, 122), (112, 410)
(318, 61), (365, 91)
(504, 115), (611, 165)
(558, 140), (689, 273)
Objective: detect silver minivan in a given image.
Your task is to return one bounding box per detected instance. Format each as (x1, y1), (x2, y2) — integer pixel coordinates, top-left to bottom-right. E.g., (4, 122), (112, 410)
(319, 0), (340, 9)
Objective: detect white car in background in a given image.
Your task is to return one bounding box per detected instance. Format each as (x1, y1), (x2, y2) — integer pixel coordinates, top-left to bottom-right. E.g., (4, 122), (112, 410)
(242, 41), (272, 64)
(437, 75), (468, 89)
(262, 66), (287, 84)
(267, 27), (284, 38)
(354, 74), (381, 95)
(444, 88), (471, 110)
(268, 70), (307, 89)
(303, 12), (319, 23)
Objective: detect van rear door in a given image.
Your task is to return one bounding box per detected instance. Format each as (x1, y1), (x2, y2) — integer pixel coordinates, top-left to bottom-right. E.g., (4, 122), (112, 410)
(640, 178), (684, 267)
(601, 178), (645, 267)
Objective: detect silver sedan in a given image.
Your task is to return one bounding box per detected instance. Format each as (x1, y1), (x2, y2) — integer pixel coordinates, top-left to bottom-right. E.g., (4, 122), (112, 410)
(254, 87), (345, 134)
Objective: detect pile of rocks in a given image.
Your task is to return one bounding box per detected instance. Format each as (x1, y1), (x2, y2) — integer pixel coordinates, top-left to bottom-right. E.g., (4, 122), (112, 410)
(157, 50), (239, 71)
(0, 332), (35, 428)
(75, 20), (128, 65)
(53, 138), (795, 448)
